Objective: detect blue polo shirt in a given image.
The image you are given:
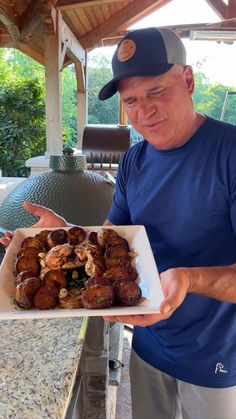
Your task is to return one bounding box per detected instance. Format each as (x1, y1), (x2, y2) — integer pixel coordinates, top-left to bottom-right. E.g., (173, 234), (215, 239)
(108, 117), (236, 388)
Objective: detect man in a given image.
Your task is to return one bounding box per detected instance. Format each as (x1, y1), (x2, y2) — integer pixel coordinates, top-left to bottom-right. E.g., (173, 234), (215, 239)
(2, 27), (236, 418)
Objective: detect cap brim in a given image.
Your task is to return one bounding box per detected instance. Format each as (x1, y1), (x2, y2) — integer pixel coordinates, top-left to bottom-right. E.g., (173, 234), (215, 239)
(98, 79), (118, 101)
(98, 63), (174, 101)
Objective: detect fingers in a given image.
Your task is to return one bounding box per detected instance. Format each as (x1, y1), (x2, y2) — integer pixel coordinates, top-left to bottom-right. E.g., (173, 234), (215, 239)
(23, 202), (68, 227)
(23, 202), (52, 217)
(104, 312), (168, 327)
(0, 236), (12, 248)
(0, 231), (13, 248)
(5, 231), (13, 239)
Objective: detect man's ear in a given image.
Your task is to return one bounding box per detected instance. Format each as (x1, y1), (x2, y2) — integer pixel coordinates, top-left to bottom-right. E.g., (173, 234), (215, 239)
(184, 66), (195, 95)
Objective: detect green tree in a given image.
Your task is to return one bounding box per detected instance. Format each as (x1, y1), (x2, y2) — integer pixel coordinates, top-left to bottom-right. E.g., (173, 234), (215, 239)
(0, 77), (46, 176)
(88, 54), (119, 124)
(193, 63), (236, 124)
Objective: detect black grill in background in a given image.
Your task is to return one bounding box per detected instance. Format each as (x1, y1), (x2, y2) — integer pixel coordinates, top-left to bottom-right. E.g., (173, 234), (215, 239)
(82, 124), (130, 169)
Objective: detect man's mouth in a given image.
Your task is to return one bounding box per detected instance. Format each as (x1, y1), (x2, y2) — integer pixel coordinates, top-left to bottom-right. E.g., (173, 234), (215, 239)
(145, 120), (164, 129)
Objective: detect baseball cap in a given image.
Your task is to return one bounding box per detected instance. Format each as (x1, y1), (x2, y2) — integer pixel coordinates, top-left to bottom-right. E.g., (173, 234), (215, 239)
(98, 27), (186, 101)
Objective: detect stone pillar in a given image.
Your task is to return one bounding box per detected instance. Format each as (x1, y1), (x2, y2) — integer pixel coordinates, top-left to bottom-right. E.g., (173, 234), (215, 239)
(82, 317), (109, 419)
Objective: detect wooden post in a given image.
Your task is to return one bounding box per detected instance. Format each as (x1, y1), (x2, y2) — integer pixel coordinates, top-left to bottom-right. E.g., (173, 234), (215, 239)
(44, 33), (63, 152)
(118, 97), (128, 126)
(75, 56), (87, 150)
(42, 7), (63, 153)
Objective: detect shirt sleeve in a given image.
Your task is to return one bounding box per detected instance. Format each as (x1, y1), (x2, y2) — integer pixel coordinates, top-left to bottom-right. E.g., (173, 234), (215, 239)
(108, 155), (132, 225)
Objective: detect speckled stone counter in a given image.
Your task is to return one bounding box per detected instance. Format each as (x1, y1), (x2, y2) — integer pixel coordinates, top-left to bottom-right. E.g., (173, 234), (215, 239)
(0, 317), (87, 419)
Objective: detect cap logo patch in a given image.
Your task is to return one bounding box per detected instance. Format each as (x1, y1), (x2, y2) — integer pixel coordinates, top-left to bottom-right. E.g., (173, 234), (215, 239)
(117, 39), (136, 62)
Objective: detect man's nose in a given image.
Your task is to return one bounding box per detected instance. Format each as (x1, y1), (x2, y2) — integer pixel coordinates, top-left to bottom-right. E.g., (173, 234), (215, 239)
(138, 101), (156, 118)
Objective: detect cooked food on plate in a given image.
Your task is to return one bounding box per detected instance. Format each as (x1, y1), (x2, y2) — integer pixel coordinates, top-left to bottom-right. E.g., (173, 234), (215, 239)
(12, 227), (142, 310)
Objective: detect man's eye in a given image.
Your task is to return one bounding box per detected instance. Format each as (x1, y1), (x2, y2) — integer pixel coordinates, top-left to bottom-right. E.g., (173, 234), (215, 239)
(125, 99), (136, 106)
(149, 89), (164, 97)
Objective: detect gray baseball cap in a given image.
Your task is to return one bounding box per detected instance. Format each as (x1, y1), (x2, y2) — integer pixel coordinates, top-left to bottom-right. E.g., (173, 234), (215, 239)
(99, 27), (186, 101)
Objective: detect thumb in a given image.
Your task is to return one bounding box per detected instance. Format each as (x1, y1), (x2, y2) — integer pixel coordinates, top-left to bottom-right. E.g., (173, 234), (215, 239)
(159, 299), (172, 315)
(23, 202), (52, 218)
(159, 280), (186, 316)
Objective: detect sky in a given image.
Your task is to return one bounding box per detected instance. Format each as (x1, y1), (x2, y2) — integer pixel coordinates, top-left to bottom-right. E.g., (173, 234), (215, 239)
(90, 0), (236, 88)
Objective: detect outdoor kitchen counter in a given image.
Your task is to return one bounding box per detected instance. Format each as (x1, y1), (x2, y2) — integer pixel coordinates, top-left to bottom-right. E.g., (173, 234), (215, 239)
(0, 317), (88, 419)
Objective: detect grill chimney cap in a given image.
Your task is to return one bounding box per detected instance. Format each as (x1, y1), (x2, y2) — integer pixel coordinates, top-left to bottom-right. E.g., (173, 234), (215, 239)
(50, 150), (87, 171)
(63, 147), (74, 156)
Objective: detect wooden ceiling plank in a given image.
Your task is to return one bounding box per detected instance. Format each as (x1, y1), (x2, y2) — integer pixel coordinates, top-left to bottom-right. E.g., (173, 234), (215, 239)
(88, 4), (104, 23)
(100, 3), (111, 20)
(65, 9), (87, 34)
(79, 0), (173, 49)
(109, 2), (118, 14)
(76, 7), (94, 31)
(56, 0), (124, 11)
(204, 0), (227, 19)
(85, 6), (99, 27)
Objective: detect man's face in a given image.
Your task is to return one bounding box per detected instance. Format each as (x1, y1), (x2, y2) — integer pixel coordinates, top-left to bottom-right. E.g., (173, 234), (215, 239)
(118, 66), (195, 150)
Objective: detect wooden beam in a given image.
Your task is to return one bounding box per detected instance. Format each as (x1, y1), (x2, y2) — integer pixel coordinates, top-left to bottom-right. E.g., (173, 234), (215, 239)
(56, 0), (124, 11)
(0, 2), (20, 41)
(79, 0), (173, 49)
(17, 42), (45, 65)
(18, 0), (42, 42)
(75, 53), (88, 148)
(40, 3), (57, 35)
(0, 36), (14, 47)
(75, 60), (85, 92)
(61, 19), (85, 63)
(204, 0), (227, 19)
(228, 0), (236, 18)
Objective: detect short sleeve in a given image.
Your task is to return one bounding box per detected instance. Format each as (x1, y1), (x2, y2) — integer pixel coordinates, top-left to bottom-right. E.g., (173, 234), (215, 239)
(108, 156), (132, 225)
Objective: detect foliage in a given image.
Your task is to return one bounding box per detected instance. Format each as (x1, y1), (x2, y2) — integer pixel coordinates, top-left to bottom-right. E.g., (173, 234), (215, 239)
(88, 54), (119, 125)
(1, 48), (236, 177)
(193, 70), (236, 124)
(0, 77), (46, 177)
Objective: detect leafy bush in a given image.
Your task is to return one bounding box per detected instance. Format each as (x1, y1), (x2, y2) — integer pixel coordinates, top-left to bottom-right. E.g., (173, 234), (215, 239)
(0, 78), (46, 176)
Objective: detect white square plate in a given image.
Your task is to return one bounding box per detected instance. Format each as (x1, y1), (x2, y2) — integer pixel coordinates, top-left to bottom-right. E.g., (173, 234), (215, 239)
(0, 225), (164, 319)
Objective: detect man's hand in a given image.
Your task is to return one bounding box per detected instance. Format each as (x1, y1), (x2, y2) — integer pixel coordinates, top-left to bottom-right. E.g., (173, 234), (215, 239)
(0, 231), (14, 248)
(104, 267), (191, 327)
(0, 202), (68, 249)
(22, 202), (68, 228)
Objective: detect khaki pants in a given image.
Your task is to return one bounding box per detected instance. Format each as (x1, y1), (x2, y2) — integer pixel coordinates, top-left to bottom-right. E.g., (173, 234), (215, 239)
(130, 349), (236, 419)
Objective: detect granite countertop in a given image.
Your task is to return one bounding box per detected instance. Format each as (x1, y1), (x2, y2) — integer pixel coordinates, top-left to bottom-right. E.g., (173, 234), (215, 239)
(0, 317), (87, 419)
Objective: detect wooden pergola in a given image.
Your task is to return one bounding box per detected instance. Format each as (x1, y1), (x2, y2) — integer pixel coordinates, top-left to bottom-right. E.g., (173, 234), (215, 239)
(0, 0), (236, 153)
